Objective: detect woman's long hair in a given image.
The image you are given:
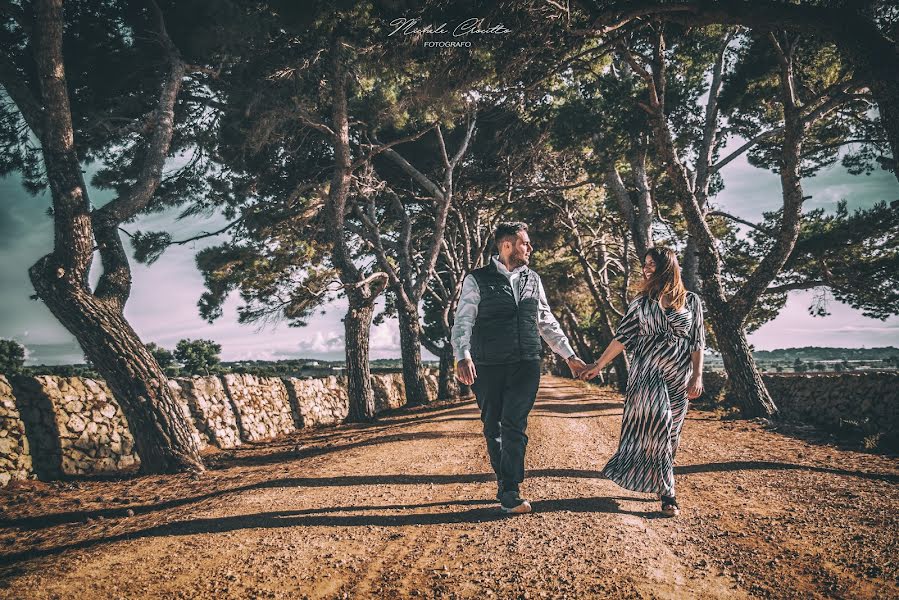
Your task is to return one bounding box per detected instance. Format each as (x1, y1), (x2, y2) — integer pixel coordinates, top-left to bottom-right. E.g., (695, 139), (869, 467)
(637, 247), (687, 310)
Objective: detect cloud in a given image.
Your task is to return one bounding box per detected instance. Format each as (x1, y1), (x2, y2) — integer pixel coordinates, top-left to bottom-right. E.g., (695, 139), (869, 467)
(296, 331), (345, 353)
(782, 325), (899, 334)
(369, 323), (401, 352)
(18, 341), (84, 365)
(4, 149), (896, 361)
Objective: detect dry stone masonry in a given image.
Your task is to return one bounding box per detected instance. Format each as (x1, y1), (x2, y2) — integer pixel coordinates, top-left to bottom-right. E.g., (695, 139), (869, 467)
(170, 376), (241, 449)
(21, 376), (140, 477)
(0, 376), (32, 486)
(371, 373), (407, 413)
(166, 379), (210, 452)
(702, 371), (899, 444)
(222, 374), (296, 442)
(283, 376), (349, 427)
(4, 368), (891, 485)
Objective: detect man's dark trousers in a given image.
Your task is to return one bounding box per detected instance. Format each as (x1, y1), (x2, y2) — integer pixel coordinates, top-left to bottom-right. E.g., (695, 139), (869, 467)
(471, 360), (542, 494)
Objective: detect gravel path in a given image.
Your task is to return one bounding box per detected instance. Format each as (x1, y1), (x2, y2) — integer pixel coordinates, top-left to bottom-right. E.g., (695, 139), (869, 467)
(0, 376), (896, 599)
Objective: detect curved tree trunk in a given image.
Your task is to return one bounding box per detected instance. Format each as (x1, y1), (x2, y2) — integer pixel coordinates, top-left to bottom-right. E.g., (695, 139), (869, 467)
(709, 306), (778, 417)
(344, 300), (377, 422)
(29, 258), (204, 473)
(396, 300), (432, 406)
(437, 346), (459, 401)
(27, 0), (204, 474)
(682, 236), (701, 292)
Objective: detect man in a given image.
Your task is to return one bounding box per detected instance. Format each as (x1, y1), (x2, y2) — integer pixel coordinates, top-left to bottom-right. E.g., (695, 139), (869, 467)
(452, 222), (587, 514)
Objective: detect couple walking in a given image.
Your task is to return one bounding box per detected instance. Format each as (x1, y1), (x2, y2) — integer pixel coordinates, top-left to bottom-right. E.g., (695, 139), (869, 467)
(451, 222), (705, 516)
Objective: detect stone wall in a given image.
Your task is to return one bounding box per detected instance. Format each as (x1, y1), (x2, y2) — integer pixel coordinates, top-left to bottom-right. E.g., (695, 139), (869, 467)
(0, 376), (32, 486)
(13, 376), (141, 477)
(222, 374), (296, 442)
(701, 371), (899, 442)
(170, 376), (240, 449)
(283, 376), (348, 428)
(372, 373), (407, 413)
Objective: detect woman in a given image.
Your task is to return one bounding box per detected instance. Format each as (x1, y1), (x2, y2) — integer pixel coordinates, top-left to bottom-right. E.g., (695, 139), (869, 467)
(579, 247), (705, 517)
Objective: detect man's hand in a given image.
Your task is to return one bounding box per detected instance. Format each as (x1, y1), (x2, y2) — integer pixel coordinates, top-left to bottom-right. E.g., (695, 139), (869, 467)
(566, 356), (588, 378)
(579, 361), (604, 381)
(456, 358), (477, 386)
(687, 375), (704, 399)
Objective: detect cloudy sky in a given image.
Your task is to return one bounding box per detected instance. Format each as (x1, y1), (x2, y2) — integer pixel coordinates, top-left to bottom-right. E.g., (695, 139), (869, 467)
(1, 139), (897, 365)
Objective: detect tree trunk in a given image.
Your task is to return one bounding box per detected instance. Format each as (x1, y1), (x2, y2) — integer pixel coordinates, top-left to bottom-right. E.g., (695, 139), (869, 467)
(343, 299), (377, 422)
(437, 346), (459, 401)
(682, 236), (701, 292)
(710, 309), (778, 418)
(29, 258), (204, 473)
(396, 299), (432, 406)
(633, 42), (777, 418)
(27, 0), (203, 474)
(601, 310), (630, 393)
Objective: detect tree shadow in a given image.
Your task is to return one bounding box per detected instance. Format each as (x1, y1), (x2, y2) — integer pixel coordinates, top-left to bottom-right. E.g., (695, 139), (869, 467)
(536, 413), (623, 420)
(0, 495), (648, 572)
(762, 420), (899, 457)
(675, 461), (899, 483)
(533, 393), (589, 404)
(532, 402), (621, 415)
(4, 462), (892, 534)
(208, 430), (482, 470)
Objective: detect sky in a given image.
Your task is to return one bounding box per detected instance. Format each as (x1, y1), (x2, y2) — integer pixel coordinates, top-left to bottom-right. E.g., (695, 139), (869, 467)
(1, 140), (897, 365)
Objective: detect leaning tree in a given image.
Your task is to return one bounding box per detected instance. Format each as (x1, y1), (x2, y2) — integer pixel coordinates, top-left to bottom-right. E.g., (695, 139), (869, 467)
(0, 0), (240, 472)
(612, 23), (884, 416)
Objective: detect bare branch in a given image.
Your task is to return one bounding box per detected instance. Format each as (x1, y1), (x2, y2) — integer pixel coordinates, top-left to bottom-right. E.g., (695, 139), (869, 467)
(707, 210), (774, 236)
(765, 280), (828, 294)
(696, 28), (734, 193)
(351, 124), (437, 171)
(448, 117), (477, 169)
(93, 0), (187, 224)
(435, 124), (450, 170)
(710, 127), (783, 174)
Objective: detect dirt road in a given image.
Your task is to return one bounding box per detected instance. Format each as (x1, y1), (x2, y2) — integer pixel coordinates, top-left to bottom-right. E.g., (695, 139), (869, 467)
(0, 377), (896, 598)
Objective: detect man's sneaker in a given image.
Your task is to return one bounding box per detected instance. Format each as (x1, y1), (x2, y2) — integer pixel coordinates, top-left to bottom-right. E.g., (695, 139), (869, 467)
(500, 490), (532, 514)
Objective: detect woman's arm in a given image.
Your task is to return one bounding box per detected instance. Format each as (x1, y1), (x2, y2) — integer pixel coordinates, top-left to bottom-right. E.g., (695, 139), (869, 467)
(578, 339), (625, 380)
(687, 293), (705, 398)
(687, 348), (704, 398)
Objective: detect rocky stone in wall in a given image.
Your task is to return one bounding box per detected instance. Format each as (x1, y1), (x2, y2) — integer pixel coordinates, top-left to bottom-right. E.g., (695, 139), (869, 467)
(8, 375), (62, 480)
(423, 370), (439, 401)
(31, 376), (140, 476)
(172, 376), (242, 449)
(763, 373), (899, 436)
(698, 371), (899, 444)
(371, 373), (407, 413)
(283, 376), (349, 428)
(166, 380), (210, 452)
(0, 376), (33, 486)
(222, 374), (296, 442)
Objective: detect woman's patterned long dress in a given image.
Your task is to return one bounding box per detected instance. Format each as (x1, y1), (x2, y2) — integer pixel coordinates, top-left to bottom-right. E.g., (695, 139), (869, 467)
(601, 292), (705, 497)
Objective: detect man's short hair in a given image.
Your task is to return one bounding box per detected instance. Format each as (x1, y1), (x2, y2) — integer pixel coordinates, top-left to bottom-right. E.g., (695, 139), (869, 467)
(494, 221), (528, 248)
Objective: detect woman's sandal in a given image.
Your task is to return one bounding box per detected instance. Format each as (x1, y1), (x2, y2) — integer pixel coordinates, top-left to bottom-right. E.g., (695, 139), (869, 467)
(661, 495), (680, 517)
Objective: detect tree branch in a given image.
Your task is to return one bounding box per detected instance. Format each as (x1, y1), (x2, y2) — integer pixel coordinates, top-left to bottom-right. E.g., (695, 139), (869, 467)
(707, 210), (775, 237)
(765, 280), (828, 294)
(93, 0), (186, 225)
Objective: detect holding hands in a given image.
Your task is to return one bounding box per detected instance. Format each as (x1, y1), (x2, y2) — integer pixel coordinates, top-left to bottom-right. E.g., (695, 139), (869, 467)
(578, 360), (604, 381)
(565, 355), (588, 379)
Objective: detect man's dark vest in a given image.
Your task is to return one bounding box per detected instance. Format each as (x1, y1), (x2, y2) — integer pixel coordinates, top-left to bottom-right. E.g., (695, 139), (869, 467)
(470, 261), (542, 365)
